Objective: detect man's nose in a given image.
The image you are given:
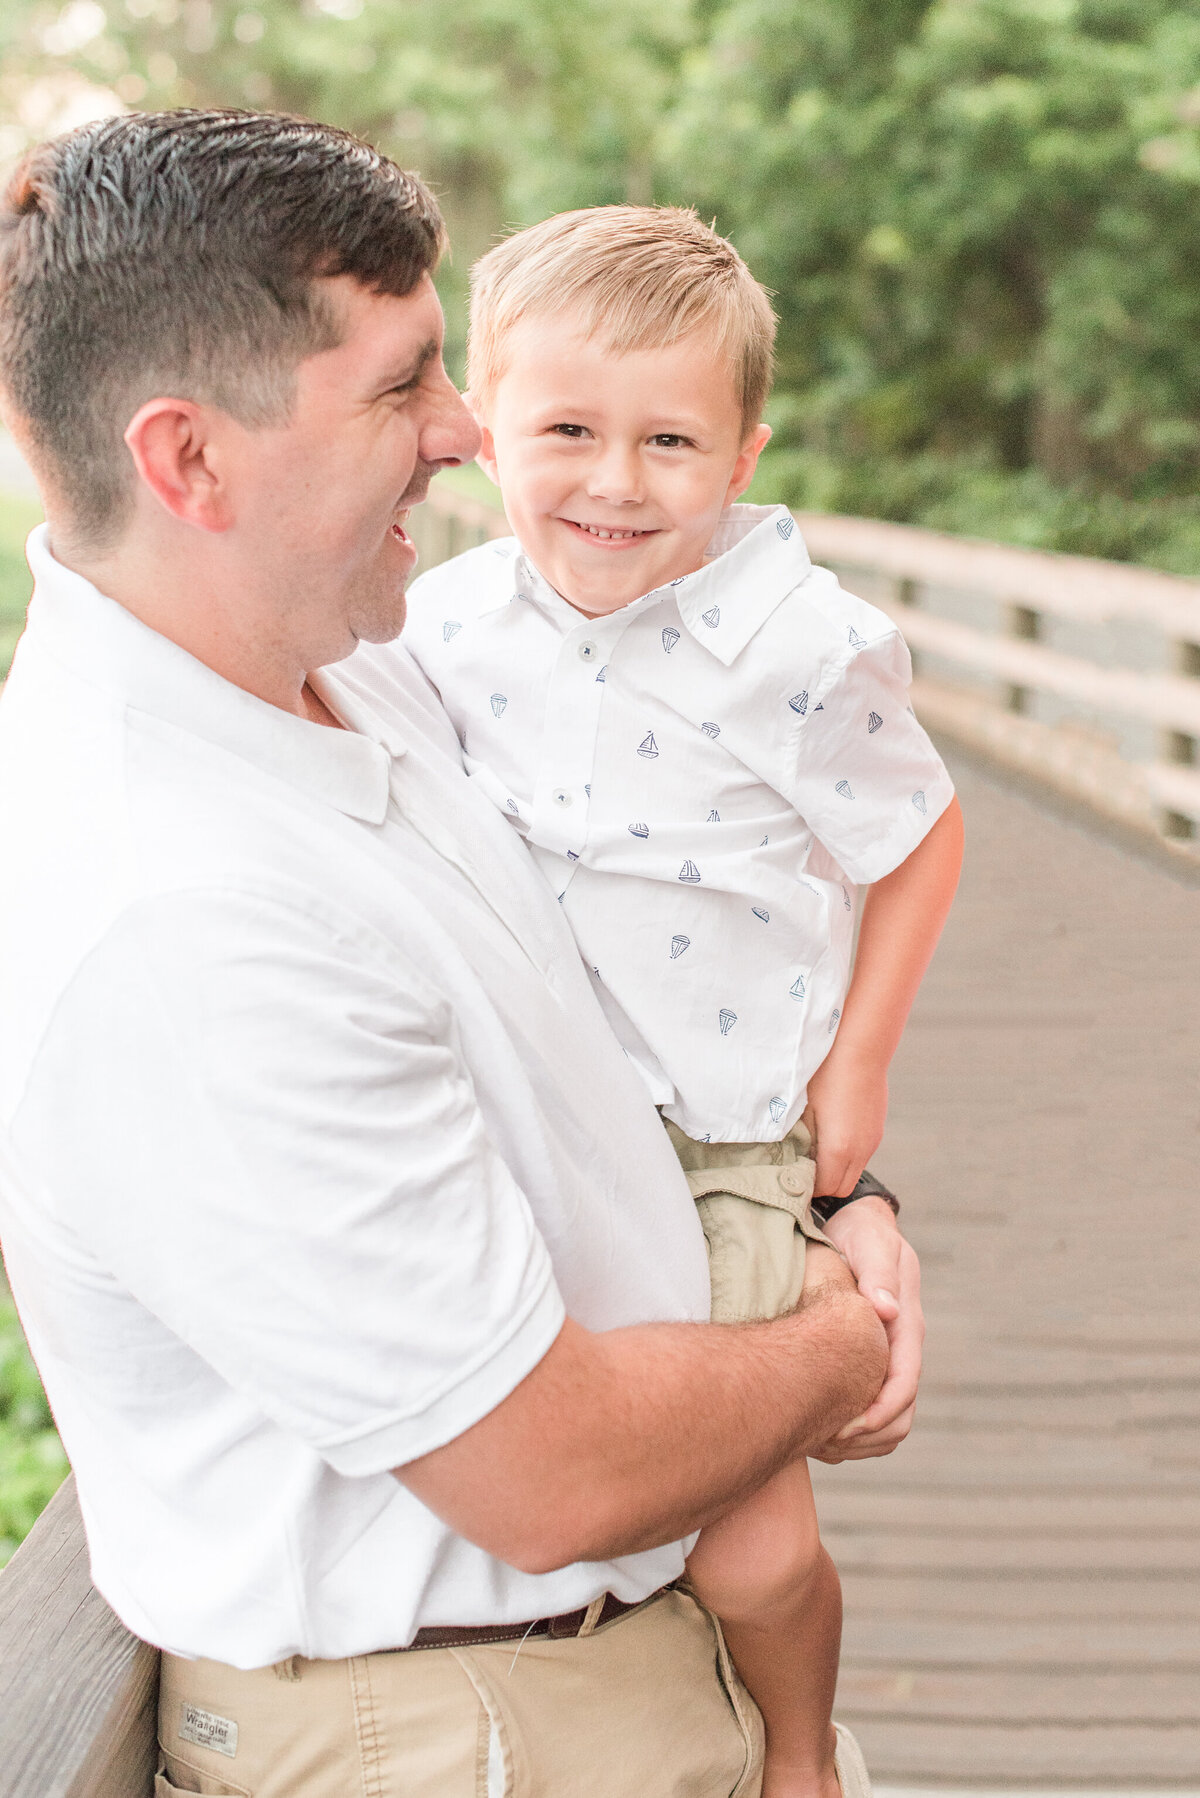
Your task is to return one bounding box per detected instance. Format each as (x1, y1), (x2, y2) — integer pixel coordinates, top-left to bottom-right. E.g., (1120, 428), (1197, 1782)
(421, 375), (482, 470)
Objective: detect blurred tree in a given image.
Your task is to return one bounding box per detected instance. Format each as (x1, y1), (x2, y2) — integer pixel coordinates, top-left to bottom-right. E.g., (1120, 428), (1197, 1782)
(664, 0), (1200, 554)
(8, 0), (1200, 566)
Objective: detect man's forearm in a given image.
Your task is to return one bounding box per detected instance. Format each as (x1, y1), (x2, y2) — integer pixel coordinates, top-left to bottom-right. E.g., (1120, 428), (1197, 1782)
(398, 1253), (887, 1574)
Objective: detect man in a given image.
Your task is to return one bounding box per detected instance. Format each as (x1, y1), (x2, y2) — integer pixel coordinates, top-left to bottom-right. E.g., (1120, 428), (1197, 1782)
(0, 112), (919, 1796)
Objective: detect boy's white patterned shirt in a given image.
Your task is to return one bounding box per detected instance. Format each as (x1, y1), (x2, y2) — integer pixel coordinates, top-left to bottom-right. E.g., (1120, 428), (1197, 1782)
(404, 503), (955, 1142)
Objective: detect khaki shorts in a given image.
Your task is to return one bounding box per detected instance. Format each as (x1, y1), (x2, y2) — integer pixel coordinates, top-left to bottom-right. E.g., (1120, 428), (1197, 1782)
(157, 1587), (764, 1797)
(663, 1117), (836, 1325)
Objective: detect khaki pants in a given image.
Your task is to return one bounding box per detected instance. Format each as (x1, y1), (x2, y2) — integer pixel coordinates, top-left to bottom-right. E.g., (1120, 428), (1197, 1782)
(157, 1588), (764, 1797)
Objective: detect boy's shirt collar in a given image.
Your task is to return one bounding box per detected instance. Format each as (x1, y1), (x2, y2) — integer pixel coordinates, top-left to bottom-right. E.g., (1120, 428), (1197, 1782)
(493, 503), (812, 665)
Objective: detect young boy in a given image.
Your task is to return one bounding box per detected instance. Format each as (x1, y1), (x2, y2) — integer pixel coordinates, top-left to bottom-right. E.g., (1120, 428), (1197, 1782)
(403, 207), (964, 1798)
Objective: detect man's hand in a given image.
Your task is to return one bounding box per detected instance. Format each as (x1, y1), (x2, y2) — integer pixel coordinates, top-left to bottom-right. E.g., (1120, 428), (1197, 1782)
(811, 1196), (923, 1463)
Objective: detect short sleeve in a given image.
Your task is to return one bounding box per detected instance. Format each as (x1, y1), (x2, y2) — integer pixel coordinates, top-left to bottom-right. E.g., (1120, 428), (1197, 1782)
(780, 629), (955, 885)
(11, 884), (564, 1476)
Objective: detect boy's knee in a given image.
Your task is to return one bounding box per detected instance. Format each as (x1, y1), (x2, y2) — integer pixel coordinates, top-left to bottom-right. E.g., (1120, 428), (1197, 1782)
(688, 1504), (826, 1623)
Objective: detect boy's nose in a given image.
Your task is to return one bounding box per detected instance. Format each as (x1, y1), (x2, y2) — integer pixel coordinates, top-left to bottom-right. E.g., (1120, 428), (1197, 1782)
(586, 444), (644, 505)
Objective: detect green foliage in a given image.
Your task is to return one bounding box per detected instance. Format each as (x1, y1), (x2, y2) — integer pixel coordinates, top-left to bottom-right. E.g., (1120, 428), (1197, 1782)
(6, 0), (1200, 559)
(0, 1290), (68, 1567)
(0, 491), (39, 680)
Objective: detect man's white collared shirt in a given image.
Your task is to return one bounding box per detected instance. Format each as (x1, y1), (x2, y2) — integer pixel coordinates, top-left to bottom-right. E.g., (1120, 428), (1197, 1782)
(0, 528), (710, 1667)
(404, 504), (955, 1142)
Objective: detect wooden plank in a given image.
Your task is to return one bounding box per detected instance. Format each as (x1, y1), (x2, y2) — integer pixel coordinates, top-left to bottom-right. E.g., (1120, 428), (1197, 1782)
(838, 1665), (1200, 1725)
(840, 1612), (1200, 1667)
(824, 1530), (1200, 1574)
(0, 1477), (158, 1798)
(796, 509), (1200, 638)
(838, 1717), (1200, 1785)
(875, 596), (1200, 734)
(839, 1572), (1200, 1624)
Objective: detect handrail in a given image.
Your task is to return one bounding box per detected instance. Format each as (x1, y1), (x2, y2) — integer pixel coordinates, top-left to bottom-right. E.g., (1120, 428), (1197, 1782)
(0, 1477), (158, 1796)
(411, 489), (1200, 854)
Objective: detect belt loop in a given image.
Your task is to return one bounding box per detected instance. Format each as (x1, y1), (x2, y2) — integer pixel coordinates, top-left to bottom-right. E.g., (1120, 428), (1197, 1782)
(576, 1595), (608, 1638)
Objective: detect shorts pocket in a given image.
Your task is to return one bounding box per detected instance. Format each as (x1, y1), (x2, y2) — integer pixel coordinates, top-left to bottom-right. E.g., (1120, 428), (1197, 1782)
(155, 1751), (251, 1797)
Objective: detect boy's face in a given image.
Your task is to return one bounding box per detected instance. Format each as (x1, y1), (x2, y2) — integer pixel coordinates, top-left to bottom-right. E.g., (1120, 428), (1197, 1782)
(475, 313), (770, 616)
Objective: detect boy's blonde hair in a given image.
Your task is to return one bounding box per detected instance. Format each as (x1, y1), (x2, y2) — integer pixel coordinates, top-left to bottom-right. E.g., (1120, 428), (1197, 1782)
(468, 206), (776, 436)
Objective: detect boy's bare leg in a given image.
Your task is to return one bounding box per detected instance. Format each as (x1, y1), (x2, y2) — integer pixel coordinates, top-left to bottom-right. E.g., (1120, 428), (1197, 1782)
(686, 1456), (841, 1798)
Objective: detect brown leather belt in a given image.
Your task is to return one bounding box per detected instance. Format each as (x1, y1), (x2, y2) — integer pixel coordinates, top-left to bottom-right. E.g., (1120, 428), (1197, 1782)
(400, 1585), (671, 1652)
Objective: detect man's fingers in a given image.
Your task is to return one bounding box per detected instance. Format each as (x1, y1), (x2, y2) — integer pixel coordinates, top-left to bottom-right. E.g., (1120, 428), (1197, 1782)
(815, 1401), (917, 1462)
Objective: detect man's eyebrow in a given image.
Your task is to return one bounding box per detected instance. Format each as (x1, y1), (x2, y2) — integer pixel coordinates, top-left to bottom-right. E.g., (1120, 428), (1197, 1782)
(382, 338), (440, 390)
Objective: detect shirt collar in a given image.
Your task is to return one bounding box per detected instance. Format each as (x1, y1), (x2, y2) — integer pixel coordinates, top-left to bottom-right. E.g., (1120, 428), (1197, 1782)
(501, 504), (810, 661)
(672, 504), (811, 664)
(23, 525), (393, 825)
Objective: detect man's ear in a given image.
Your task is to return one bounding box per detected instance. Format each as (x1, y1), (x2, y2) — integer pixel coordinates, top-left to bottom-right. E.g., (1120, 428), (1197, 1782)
(123, 399), (233, 533)
(725, 422), (773, 505)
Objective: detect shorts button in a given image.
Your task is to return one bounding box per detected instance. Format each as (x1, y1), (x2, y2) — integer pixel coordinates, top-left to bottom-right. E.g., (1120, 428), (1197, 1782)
(553, 789), (573, 807)
(778, 1166), (810, 1197)
(578, 640), (599, 662)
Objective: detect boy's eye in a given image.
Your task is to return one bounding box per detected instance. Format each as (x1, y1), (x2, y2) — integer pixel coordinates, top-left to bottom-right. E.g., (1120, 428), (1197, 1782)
(650, 433), (691, 449)
(550, 423), (589, 439)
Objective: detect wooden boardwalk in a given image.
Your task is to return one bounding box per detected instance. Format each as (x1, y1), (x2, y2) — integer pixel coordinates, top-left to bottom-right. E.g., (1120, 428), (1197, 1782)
(814, 747), (1200, 1788)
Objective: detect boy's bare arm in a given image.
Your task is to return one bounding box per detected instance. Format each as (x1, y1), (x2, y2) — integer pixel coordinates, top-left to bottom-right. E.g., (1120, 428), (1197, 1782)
(397, 1248), (887, 1575)
(805, 796), (965, 1202)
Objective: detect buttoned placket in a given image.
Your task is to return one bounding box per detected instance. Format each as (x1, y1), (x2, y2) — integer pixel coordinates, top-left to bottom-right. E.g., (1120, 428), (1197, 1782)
(527, 587), (662, 882)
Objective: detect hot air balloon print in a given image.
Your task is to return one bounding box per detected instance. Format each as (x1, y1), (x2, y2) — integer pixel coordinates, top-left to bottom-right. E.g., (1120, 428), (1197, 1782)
(443, 620), (461, 641)
(700, 722), (720, 738)
(829, 1007), (841, 1033)
(662, 627), (680, 654)
(835, 780), (854, 800)
(670, 934), (690, 959)
(769, 1097), (786, 1123)
(912, 790), (927, 814)
(490, 693), (507, 717)
(719, 1008), (737, 1036)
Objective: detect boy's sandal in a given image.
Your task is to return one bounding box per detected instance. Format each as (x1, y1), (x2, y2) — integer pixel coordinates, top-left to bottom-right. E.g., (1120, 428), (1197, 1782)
(833, 1722), (873, 1798)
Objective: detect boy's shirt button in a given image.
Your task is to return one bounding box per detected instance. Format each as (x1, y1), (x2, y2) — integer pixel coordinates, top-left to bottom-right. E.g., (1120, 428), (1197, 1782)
(553, 789), (573, 807)
(578, 640), (599, 663)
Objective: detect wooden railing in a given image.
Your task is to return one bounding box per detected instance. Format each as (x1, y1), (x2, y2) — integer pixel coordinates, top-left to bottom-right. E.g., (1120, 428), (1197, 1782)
(413, 488), (1200, 856)
(0, 1478), (157, 1796)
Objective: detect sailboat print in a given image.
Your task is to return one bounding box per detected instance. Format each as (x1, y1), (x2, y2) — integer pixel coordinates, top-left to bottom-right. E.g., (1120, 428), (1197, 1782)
(789, 692), (808, 715)
(789, 975), (806, 1001)
(678, 860), (701, 883)
(637, 731), (659, 759)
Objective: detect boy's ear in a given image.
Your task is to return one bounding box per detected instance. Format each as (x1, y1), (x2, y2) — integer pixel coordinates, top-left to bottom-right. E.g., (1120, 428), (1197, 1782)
(725, 422), (772, 506)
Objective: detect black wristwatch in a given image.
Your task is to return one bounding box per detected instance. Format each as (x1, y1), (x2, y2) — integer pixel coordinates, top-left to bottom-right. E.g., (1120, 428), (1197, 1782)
(811, 1169), (899, 1224)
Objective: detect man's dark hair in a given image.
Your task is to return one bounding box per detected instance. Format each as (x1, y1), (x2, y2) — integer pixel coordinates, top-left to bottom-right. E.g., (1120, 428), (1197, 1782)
(0, 110), (445, 546)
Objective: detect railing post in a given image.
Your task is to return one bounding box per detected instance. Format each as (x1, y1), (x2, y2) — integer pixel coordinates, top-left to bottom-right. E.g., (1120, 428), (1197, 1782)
(1005, 602), (1040, 715)
(1162, 638), (1200, 839)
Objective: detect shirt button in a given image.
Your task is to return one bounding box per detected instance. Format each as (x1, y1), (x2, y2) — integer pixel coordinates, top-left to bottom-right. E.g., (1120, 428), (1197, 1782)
(553, 789), (573, 807)
(779, 1165), (810, 1197)
(578, 640), (599, 663)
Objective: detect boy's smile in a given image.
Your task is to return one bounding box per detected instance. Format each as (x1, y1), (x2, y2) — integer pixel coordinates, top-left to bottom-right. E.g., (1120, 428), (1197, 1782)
(475, 314), (770, 617)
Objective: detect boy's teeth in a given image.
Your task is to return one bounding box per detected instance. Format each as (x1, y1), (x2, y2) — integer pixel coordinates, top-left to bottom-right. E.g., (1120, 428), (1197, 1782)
(578, 523), (639, 539)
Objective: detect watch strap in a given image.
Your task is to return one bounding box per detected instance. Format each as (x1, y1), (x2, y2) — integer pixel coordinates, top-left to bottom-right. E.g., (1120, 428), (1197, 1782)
(811, 1168), (899, 1223)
